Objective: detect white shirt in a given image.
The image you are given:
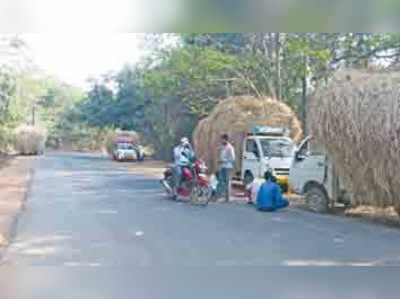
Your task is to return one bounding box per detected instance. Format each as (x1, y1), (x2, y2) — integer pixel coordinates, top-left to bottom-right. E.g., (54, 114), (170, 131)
(219, 142), (235, 169)
(173, 144), (193, 166)
(247, 179), (263, 203)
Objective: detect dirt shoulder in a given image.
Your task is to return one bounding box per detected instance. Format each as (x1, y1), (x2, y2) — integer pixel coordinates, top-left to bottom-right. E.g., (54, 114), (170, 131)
(0, 156), (35, 255)
(126, 160), (167, 178)
(344, 206), (400, 228)
(0, 155), (13, 171)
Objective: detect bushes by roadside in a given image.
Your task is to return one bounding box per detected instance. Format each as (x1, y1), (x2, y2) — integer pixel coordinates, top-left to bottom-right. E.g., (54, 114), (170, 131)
(0, 126), (15, 154)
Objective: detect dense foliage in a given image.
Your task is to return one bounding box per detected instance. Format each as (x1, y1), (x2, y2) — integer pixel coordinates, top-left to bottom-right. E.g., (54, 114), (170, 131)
(69, 33), (400, 158)
(0, 36), (83, 153)
(2, 33), (400, 158)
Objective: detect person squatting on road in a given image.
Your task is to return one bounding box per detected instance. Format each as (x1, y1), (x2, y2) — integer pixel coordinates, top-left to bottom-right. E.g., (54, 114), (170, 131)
(256, 170), (289, 212)
(216, 134), (235, 202)
(172, 137), (194, 198)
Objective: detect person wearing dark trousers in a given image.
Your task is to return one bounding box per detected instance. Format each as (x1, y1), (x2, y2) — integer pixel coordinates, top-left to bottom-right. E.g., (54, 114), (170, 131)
(216, 134), (235, 202)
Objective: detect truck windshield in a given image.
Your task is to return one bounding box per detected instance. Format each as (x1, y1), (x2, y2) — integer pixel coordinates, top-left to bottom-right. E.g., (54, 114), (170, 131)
(260, 139), (295, 158)
(117, 143), (133, 150)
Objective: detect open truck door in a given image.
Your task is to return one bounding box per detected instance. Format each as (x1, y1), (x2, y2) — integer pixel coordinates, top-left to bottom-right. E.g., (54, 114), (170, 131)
(241, 137), (262, 185)
(289, 136), (329, 212)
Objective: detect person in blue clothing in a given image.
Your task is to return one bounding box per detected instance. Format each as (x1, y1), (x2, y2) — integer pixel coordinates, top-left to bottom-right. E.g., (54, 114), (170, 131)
(256, 170), (289, 212)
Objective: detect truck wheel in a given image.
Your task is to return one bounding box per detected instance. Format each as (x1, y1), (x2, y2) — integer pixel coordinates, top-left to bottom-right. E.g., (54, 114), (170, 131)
(305, 186), (329, 213)
(243, 172), (254, 186)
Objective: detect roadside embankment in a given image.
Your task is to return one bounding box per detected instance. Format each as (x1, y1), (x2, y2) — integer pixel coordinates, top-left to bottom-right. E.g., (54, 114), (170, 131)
(0, 156), (35, 258)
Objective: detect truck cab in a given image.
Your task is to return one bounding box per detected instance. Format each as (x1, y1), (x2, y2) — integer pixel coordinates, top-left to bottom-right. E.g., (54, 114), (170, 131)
(112, 136), (144, 162)
(241, 127), (296, 192)
(289, 136), (351, 212)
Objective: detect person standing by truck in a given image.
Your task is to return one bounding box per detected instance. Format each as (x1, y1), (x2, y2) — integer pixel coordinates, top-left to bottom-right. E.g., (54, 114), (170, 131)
(217, 134), (236, 202)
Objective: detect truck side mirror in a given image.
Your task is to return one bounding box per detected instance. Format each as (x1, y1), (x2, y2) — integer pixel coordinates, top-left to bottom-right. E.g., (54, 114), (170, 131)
(295, 151), (306, 161)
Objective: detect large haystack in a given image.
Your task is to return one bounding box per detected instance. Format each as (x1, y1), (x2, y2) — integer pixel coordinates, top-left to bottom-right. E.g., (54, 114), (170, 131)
(311, 70), (400, 211)
(104, 130), (141, 155)
(193, 96), (303, 174)
(14, 125), (47, 155)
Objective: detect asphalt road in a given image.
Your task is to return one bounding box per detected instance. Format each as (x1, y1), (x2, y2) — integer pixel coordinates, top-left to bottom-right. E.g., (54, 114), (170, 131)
(0, 153), (400, 298)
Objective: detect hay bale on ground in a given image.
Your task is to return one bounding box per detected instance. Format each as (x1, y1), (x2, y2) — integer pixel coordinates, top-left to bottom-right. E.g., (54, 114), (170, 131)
(14, 125), (47, 155)
(311, 70), (400, 211)
(193, 96), (303, 174)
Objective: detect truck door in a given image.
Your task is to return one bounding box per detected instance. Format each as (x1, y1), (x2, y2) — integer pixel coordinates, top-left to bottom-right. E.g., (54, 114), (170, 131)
(289, 136), (326, 194)
(242, 138), (262, 179)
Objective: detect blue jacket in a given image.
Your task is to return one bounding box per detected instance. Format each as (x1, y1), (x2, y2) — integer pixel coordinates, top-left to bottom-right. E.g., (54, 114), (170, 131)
(256, 180), (287, 210)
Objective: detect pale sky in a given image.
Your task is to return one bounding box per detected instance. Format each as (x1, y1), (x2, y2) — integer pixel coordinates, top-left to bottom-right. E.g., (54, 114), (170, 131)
(22, 34), (145, 87)
(2, 0), (184, 88)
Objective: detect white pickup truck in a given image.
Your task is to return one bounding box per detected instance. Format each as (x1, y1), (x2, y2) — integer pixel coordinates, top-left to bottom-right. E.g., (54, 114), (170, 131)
(240, 127), (296, 192)
(113, 142), (144, 162)
(289, 136), (351, 212)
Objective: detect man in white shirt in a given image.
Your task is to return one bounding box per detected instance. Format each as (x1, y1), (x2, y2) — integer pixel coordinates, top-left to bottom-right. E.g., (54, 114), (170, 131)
(217, 134), (235, 202)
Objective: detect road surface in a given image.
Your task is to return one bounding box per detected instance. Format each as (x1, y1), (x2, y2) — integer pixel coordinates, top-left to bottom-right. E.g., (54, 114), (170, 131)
(0, 153), (399, 298)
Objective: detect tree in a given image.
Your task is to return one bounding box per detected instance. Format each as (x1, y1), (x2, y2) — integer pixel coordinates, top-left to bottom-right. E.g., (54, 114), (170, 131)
(61, 33), (400, 158)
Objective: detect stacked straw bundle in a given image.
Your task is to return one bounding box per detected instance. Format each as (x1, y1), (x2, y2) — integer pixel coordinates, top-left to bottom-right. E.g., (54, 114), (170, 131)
(104, 130), (141, 155)
(14, 125), (47, 155)
(193, 96), (303, 174)
(311, 70), (400, 212)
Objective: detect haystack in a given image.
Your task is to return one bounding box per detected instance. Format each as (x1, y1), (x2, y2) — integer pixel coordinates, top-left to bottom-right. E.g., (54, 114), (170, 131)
(104, 130), (141, 155)
(193, 96), (303, 174)
(311, 70), (400, 212)
(14, 125), (47, 155)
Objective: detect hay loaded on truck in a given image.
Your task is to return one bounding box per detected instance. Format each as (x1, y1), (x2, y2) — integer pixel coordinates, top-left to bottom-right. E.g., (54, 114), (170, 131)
(239, 126), (296, 192)
(112, 134), (144, 162)
(192, 96), (303, 192)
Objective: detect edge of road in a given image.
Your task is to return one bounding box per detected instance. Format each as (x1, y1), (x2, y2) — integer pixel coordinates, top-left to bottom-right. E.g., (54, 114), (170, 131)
(0, 156), (35, 262)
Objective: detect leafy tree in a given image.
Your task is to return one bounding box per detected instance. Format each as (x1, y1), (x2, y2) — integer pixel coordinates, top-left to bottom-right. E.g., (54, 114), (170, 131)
(59, 33), (400, 158)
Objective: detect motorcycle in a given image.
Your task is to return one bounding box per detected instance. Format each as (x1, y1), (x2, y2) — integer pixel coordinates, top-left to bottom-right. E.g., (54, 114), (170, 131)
(160, 158), (212, 206)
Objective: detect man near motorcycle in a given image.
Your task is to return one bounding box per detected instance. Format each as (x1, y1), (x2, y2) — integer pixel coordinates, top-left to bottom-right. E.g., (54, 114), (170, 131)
(172, 137), (195, 199)
(216, 133), (236, 202)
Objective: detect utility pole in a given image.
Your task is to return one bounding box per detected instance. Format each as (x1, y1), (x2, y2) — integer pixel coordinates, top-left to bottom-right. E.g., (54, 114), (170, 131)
(301, 76), (307, 134)
(31, 102), (36, 126)
(301, 54), (309, 135)
(275, 33), (281, 100)
(225, 80), (231, 97)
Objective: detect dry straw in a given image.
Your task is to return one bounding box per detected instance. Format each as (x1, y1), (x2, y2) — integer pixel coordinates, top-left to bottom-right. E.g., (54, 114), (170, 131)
(311, 70), (400, 212)
(193, 96), (303, 174)
(14, 125), (47, 155)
